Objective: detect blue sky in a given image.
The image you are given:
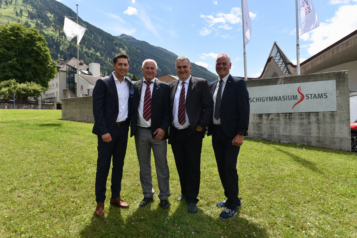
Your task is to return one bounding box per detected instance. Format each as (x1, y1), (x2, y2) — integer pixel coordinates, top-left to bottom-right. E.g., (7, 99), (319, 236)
(57, 0), (357, 78)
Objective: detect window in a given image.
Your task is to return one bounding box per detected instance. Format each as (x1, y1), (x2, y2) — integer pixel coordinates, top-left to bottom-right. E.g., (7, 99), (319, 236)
(56, 83), (58, 88)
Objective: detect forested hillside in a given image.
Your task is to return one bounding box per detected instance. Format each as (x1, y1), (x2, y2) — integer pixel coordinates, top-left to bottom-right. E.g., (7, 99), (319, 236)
(0, 0), (217, 81)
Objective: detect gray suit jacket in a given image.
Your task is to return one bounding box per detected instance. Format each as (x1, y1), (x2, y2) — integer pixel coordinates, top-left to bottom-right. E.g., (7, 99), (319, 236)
(168, 76), (213, 141)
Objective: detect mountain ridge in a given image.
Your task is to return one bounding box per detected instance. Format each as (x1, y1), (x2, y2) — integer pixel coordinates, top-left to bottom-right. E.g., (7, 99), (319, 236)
(0, 0), (217, 81)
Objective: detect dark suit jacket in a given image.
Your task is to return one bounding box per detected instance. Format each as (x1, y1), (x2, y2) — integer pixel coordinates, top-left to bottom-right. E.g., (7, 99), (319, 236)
(130, 79), (171, 140)
(92, 74), (135, 136)
(207, 75), (250, 139)
(168, 77), (213, 140)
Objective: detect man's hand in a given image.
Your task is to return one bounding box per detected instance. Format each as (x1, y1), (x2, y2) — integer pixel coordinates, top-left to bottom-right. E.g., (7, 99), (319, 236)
(196, 125), (204, 131)
(232, 134), (244, 147)
(154, 128), (165, 141)
(102, 133), (112, 143)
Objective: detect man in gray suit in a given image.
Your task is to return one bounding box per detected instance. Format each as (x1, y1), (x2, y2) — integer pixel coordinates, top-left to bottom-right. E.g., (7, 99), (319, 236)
(130, 59), (171, 209)
(168, 56), (213, 213)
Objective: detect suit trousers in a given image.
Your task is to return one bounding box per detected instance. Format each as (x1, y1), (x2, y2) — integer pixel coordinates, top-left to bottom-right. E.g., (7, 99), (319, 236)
(212, 125), (240, 209)
(95, 123), (129, 203)
(135, 127), (171, 200)
(171, 127), (203, 204)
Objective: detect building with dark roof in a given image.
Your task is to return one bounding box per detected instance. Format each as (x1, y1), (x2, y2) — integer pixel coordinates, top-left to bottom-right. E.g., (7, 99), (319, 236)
(246, 29), (357, 93)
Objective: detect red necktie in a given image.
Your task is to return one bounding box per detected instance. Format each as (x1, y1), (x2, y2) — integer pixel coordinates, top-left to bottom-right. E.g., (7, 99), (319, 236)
(143, 81), (152, 121)
(178, 82), (186, 125)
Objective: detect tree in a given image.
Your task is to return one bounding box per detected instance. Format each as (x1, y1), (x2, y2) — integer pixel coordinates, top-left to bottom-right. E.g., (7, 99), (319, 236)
(0, 24), (57, 88)
(0, 79), (46, 101)
(132, 73), (138, 81)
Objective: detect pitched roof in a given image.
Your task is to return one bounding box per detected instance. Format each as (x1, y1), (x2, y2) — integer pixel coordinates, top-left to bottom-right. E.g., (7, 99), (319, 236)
(58, 57), (89, 72)
(79, 75), (101, 86)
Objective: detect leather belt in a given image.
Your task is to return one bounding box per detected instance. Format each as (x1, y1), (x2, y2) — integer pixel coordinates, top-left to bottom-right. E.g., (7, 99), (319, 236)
(115, 119), (128, 127)
(139, 126), (151, 130)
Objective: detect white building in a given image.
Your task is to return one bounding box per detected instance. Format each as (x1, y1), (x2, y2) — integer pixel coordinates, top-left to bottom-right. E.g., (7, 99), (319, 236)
(43, 58), (102, 101)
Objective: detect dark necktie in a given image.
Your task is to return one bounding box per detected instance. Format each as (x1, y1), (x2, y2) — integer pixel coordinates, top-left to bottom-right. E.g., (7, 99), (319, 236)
(143, 81), (152, 121)
(178, 82), (186, 125)
(214, 79), (223, 120)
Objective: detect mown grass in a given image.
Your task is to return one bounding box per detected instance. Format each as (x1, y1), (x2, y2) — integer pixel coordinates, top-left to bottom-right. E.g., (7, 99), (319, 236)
(0, 110), (356, 237)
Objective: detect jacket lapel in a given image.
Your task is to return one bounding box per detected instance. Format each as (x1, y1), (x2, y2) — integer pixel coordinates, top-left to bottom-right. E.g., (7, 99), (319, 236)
(152, 79), (160, 100)
(211, 80), (218, 94)
(110, 74), (119, 107)
(186, 77), (196, 101)
(170, 80), (179, 105)
(221, 74), (232, 103)
(137, 79), (143, 98)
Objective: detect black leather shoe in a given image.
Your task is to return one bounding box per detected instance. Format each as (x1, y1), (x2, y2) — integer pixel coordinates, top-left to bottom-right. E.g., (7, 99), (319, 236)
(140, 197), (153, 207)
(177, 195), (186, 201)
(160, 200), (170, 209)
(188, 203), (198, 213)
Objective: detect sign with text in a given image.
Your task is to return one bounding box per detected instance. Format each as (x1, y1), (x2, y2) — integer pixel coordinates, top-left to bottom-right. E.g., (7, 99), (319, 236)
(248, 80), (337, 114)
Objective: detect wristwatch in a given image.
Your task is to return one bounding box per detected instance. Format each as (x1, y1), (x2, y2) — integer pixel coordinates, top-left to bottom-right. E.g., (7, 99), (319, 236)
(238, 131), (245, 136)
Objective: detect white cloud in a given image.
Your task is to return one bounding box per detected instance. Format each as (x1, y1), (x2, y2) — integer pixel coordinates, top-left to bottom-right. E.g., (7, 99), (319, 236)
(199, 28), (212, 36)
(97, 10), (126, 23)
(291, 58), (307, 65)
(123, 6), (138, 15)
(330, 0), (353, 4)
(137, 8), (162, 40)
(56, 0), (61, 2)
(169, 30), (179, 38)
(249, 12), (257, 20)
(195, 62), (209, 68)
(213, 1), (218, 5)
(200, 52), (219, 59)
(301, 4), (357, 55)
(219, 24), (233, 30)
(132, 0), (135, 3)
(251, 68), (263, 77)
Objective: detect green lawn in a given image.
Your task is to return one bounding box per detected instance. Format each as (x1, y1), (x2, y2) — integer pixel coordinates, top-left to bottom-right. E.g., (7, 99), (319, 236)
(0, 110), (356, 237)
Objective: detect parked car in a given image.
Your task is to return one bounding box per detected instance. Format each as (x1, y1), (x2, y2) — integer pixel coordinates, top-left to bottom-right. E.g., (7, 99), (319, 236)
(57, 103), (62, 110)
(351, 120), (357, 152)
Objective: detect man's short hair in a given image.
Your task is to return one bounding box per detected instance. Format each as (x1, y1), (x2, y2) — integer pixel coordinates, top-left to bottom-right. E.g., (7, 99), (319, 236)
(113, 53), (130, 64)
(216, 53), (231, 64)
(175, 56), (191, 67)
(142, 59), (158, 69)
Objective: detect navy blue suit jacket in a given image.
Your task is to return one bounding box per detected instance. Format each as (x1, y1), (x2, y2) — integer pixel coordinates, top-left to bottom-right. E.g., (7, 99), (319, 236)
(92, 74), (135, 136)
(207, 75), (250, 138)
(130, 79), (171, 140)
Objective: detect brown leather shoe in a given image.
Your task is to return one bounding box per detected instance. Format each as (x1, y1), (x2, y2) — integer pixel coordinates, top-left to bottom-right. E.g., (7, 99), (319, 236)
(110, 197), (129, 208)
(95, 203), (105, 217)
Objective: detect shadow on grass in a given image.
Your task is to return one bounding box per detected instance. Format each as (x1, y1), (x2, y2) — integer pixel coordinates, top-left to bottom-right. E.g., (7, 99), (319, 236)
(38, 123), (63, 127)
(275, 147), (324, 174)
(246, 138), (353, 156)
(79, 201), (268, 238)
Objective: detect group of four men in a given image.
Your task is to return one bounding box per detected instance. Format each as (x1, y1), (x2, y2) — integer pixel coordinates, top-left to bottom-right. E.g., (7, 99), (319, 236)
(92, 53), (250, 220)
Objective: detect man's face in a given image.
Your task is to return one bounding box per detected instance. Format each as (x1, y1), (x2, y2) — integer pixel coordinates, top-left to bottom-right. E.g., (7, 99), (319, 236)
(142, 61), (158, 81)
(113, 58), (129, 78)
(216, 56), (231, 78)
(176, 59), (192, 81)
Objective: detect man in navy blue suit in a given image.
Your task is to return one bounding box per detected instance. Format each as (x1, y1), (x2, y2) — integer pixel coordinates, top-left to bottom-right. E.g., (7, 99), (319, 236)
(92, 53), (136, 217)
(207, 53), (250, 219)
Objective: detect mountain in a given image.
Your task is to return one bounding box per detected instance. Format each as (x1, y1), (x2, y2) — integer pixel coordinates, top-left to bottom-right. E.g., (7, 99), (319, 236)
(118, 34), (217, 82)
(0, 0), (217, 81)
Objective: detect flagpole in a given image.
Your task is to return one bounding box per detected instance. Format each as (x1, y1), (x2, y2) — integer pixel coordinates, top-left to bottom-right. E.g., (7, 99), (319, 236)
(296, 0), (300, 75)
(241, 0), (247, 80)
(76, 4), (79, 96)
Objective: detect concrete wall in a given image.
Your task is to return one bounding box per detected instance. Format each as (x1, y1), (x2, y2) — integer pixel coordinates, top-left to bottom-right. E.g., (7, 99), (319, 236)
(316, 60), (357, 92)
(246, 71), (351, 151)
(62, 96), (94, 123)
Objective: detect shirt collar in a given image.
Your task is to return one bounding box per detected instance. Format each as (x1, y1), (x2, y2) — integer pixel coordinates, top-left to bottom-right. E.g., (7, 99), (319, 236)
(219, 74), (230, 83)
(179, 75), (191, 85)
(112, 72), (126, 83)
(144, 78), (156, 84)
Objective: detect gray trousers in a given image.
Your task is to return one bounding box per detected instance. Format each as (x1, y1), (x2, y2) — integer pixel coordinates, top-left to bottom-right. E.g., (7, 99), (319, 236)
(135, 127), (171, 200)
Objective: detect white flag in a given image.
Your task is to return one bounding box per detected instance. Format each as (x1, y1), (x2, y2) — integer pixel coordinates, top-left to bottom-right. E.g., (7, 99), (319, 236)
(300, 0), (319, 35)
(242, 0), (252, 44)
(63, 17), (86, 45)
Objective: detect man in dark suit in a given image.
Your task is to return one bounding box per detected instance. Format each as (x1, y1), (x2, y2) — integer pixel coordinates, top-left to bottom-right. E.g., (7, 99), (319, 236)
(207, 53), (250, 219)
(130, 59), (171, 209)
(92, 53), (136, 217)
(168, 56), (213, 213)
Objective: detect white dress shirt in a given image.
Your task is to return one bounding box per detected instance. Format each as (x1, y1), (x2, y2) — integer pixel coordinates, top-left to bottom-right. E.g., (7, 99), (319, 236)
(213, 74), (229, 125)
(172, 76), (191, 129)
(137, 78), (156, 127)
(113, 72), (129, 123)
